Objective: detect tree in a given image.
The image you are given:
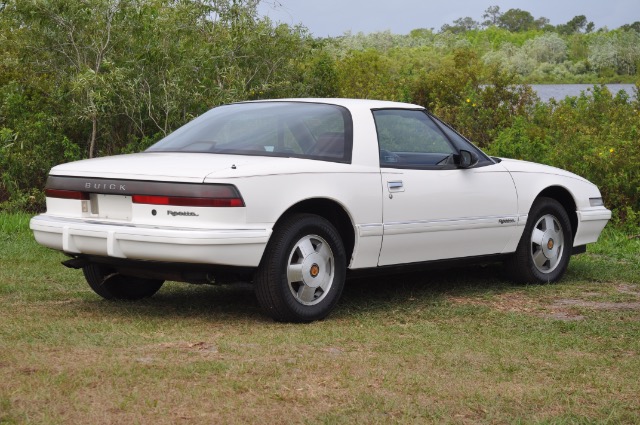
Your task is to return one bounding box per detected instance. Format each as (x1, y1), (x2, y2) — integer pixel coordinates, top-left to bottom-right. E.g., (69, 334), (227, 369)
(336, 50), (399, 100)
(498, 8), (535, 32)
(588, 31), (640, 75)
(441, 17), (479, 34)
(0, 0), (316, 209)
(11, 0), (125, 158)
(619, 21), (640, 32)
(534, 16), (551, 30)
(524, 33), (567, 64)
(557, 15), (594, 35)
(482, 6), (501, 27)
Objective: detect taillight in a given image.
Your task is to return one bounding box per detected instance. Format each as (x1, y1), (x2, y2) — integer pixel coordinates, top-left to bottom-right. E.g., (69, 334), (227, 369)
(45, 189), (90, 200)
(44, 178), (245, 208)
(132, 195), (244, 207)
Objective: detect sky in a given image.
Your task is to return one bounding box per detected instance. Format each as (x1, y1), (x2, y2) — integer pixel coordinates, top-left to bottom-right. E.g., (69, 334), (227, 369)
(256, 0), (640, 37)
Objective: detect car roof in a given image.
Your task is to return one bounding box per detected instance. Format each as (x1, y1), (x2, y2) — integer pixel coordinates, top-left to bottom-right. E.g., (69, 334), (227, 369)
(239, 98), (424, 111)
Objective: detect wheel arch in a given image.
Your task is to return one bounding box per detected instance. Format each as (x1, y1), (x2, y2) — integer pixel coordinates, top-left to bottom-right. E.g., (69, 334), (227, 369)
(269, 198), (356, 266)
(535, 186), (578, 241)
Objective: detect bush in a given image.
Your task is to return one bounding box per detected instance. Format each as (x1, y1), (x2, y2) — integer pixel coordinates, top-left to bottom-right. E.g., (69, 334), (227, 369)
(488, 85), (640, 229)
(410, 49), (538, 147)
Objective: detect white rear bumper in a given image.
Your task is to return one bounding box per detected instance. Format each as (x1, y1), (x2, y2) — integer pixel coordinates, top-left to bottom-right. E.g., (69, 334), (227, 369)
(30, 215), (271, 267)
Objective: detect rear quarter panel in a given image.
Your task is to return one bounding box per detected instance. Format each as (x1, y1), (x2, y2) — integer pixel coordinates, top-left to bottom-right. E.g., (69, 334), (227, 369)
(205, 163), (383, 268)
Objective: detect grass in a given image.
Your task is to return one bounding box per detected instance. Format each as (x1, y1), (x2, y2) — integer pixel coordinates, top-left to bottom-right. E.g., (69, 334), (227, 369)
(1, 212), (639, 424)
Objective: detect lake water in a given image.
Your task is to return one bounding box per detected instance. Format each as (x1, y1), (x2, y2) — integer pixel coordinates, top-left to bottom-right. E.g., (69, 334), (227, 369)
(531, 84), (636, 102)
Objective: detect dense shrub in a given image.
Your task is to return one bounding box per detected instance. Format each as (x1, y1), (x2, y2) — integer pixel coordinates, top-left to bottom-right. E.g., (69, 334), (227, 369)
(410, 50), (538, 147)
(488, 85), (640, 229)
(0, 1), (638, 229)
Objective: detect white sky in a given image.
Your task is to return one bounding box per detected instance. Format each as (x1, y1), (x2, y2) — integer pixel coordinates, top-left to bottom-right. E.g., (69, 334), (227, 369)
(257, 0), (640, 36)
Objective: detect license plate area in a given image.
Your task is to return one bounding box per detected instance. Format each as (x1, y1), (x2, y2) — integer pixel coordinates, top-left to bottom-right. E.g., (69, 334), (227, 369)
(90, 194), (132, 220)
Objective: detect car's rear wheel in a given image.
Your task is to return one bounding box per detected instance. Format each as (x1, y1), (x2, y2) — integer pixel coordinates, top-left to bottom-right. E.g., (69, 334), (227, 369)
(506, 197), (573, 283)
(83, 264), (164, 300)
(255, 213), (346, 322)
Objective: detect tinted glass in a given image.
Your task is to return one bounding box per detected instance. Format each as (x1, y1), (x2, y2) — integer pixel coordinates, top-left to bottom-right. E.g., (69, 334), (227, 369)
(147, 102), (352, 162)
(430, 115), (491, 163)
(374, 109), (454, 154)
(373, 109), (455, 167)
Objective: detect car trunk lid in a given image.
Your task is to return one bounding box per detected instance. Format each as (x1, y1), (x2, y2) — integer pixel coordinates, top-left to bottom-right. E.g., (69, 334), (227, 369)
(49, 152), (257, 183)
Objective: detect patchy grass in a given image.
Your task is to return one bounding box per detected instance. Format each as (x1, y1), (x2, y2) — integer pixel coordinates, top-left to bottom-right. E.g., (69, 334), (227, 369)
(1, 213), (639, 424)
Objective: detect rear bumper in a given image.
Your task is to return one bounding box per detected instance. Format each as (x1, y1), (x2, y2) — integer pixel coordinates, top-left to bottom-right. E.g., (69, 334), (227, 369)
(30, 215), (271, 267)
(573, 207), (611, 246)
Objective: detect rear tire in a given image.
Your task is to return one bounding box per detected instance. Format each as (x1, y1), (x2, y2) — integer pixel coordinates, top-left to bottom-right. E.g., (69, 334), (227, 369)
(506, 197), (573, 284)
(83, 264), (164, 300)
(255, 213), (346, 323)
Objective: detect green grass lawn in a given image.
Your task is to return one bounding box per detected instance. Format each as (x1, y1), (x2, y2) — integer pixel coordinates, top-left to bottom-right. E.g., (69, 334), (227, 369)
(1, 213), (639, 424)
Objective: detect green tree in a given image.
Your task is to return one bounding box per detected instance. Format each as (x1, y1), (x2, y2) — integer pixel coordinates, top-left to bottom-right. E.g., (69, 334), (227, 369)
(441, 17), (480, 34)
(482, 5), (501, 27)
(336, 50), (400, 100)
(496, 8), (549, 32)
(0, 0), (315, 208)
(557, 15), (594, 35)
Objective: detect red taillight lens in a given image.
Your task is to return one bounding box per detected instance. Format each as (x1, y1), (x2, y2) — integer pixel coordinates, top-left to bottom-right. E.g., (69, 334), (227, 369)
(132, 195), (244, 207)
(45, 189), (90, 200)
(45, 180), (244, 208)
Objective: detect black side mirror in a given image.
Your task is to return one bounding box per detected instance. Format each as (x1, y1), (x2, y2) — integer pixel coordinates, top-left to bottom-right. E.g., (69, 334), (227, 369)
(456, 149), (479, 169)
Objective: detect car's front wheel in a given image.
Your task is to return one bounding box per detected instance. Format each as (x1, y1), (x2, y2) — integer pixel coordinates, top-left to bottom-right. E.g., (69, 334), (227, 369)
(255, 213), (346, 322)
(506, 197), (573, 283)
(83, 264), (164, 300)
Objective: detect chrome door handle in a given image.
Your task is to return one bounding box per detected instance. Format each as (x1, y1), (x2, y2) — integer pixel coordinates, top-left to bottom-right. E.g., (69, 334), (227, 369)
(387, 181), (404, 192)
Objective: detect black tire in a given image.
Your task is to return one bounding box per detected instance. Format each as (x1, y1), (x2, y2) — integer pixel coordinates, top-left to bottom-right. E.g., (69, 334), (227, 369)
(506, 197), (573, 284)
(83, 264), (164, 300)
(254, 213), (346, 323)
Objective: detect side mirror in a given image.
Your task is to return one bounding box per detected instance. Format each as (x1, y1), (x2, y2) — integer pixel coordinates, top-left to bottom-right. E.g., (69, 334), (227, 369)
(456, 149), (479, 169)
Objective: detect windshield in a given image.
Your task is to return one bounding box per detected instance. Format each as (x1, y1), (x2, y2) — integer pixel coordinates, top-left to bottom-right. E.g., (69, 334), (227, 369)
(146, 102), (353, 163)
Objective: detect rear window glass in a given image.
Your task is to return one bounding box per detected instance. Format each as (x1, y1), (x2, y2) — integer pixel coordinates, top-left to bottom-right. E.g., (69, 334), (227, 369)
(147, 102), (353, 163)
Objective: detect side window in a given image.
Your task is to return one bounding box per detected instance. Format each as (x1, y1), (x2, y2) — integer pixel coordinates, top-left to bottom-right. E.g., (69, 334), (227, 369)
(373, 109), (455, 167)
(430, 115), (491, 163)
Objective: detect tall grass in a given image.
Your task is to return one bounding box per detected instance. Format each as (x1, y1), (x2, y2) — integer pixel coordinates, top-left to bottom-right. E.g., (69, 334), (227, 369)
(0, 212), (31, 234)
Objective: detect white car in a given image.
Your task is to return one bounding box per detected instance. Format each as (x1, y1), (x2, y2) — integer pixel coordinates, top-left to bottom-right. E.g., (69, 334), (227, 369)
(30, 99), (611, 322)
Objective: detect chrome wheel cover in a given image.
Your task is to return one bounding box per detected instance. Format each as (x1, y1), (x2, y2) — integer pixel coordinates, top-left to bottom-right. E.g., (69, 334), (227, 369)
(530, 214), (565, 274)
(286, 234), (334, 306)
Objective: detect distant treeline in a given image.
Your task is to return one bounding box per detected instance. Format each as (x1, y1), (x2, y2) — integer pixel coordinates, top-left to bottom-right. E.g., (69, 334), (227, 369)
(0, 1), (638, 228)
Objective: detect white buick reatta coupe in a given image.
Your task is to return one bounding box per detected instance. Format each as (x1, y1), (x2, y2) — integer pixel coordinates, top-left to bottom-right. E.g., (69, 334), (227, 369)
(30, 99), (611, 322)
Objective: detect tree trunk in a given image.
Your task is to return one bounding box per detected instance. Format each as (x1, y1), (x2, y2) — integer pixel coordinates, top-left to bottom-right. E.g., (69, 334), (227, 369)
(89, 115), (97, 158)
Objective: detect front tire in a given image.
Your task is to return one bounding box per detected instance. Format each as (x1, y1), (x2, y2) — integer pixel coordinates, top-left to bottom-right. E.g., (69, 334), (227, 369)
(506, 197), (573, 284)
(83, 264), (164, 300)
(255, 213), (346, 322)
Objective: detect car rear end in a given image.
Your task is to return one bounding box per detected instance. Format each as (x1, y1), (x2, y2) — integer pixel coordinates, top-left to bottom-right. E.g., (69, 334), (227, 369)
(31, 166), (271, 269)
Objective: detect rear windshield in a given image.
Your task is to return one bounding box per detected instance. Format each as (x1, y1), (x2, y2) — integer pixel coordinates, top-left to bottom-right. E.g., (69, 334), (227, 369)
(147, 102), (353, 163)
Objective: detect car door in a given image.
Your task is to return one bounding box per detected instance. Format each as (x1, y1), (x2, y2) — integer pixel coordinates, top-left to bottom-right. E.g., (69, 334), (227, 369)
(374, 109), (518, 266)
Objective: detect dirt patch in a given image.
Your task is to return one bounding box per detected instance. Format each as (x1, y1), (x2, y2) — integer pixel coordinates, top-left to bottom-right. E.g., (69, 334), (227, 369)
(447, 283), (640, 321)
(552, 299), (640, 310)
(617, 284), (640, 296)
(447, 292), (541, 314)
(157, 341), (219, 353)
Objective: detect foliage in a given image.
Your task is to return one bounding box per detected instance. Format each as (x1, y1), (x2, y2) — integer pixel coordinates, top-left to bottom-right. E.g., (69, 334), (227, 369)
(497, 8), (539, 32)
(556, 15), (595, 35)
(335, 50), (404, 100)
(410, 49), (538, 147)
(0, 0), (312, 210)
(588, 30), (640, 76)
(441, 17), (480, 34)
(1, 1), (639, 227)
(488, 85), (640, 229)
